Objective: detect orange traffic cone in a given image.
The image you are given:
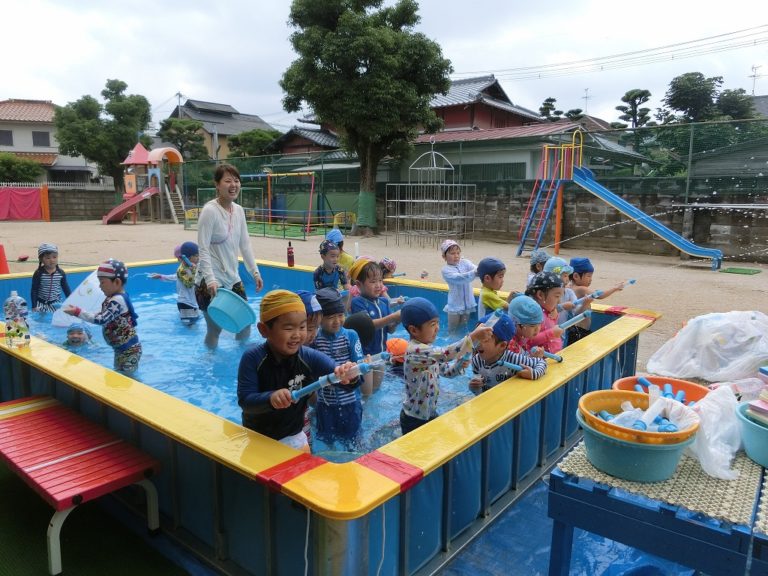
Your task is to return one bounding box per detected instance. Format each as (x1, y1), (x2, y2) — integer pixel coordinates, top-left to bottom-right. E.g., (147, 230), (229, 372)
(0, 244), (10, 275)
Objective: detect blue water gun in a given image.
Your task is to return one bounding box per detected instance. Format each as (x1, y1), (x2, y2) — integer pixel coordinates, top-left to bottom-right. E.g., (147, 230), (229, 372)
(530, 347), (563, 362)
(290, 362), (372, 402)
(558, 310), (592, 331)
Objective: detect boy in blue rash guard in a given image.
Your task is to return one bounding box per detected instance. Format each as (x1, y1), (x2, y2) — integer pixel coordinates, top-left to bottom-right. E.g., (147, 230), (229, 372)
(237, 290), (356, 453)
(349, 258), (401, 397)
(313, 240), (351, 292)
(63, 259), (141, 374)
(469, 312), (547, 394)
(312, 288), (364, 448)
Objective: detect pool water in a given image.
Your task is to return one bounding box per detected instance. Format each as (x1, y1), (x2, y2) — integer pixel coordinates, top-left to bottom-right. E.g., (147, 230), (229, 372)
(26, 287), (477, 455)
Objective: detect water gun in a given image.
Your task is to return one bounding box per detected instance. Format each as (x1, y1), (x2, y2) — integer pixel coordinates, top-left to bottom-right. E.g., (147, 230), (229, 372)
(452, 352), (472, 374)
(500, 361), (524, 372)
(472, 308), (504, 348)
(367, 351), (392, 365)
(634, 376), (687, 404)
(573, 279), (636, 307)
(530, 347), (563, 362)
(392, 272), (407, 277)
(558, 310), (591, 331)
(290, 362), (372, 402)
(181, 255), (194, 268)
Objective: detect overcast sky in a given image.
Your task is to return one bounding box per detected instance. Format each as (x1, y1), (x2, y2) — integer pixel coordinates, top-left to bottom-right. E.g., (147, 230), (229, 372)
(3, 1), (766, 133)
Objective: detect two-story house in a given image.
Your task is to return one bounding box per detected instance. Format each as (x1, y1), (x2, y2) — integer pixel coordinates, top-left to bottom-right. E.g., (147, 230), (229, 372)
(0, 99), (95, 183)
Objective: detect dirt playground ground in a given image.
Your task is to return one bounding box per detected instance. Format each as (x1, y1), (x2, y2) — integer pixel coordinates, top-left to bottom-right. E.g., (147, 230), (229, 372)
(1, 219), (765, 372)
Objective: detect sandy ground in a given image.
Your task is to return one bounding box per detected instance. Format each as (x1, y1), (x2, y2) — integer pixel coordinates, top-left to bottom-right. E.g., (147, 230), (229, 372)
(2, 219), (766, 370)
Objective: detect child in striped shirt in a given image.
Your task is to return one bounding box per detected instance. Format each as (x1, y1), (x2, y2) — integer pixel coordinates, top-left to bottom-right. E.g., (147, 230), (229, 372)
(31, 243), (71, 312)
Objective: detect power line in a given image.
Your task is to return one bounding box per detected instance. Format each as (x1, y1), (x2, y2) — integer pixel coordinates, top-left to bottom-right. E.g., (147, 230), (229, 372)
(452, 25), (768, 81)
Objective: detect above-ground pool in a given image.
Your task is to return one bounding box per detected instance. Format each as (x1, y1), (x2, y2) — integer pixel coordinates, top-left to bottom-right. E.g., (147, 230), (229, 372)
(0, 259), (657, 576)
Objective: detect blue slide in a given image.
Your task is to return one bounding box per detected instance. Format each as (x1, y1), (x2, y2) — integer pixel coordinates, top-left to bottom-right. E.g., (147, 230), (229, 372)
(572, 167), (722, 270)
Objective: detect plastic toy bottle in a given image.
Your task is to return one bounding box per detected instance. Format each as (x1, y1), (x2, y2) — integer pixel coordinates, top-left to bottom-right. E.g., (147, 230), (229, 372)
(3, 291), (30, 348)
(291, 362), (372, 402)
(287, 241), (295, 268)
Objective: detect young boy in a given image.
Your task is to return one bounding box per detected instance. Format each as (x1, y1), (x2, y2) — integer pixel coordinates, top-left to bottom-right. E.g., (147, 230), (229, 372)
(31, 243), (71, 312)
(237, 290), (355, 452)
(477, 257), (517, 318)
(399, 297), (491, 435)
(527, 249), (550, 288)
(350, 258), (401, 396)
(64, 322), (92, 347)
(567, 257), (626, 344)
(63, 259), (142, 374)
(313, 240), (351, 292)
(325, 228), (354, 274)
(525, 271), (565, 354)
(507, 295), (545, 356)
(544, 257), (592, 327)
(296, 289), (323, 346)
(312, 288), (364, 448)
(469, 312), (547, 393)
(149, 242), (200, 324)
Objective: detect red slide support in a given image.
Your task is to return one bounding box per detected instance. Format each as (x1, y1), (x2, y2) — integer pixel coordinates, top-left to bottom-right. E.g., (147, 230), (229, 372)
(102, 187), (159, 225)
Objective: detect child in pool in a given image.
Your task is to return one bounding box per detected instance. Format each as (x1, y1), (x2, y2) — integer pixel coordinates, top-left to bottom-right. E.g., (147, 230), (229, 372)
(311, 288), (364, 448)
(477, 257), (518, 318)
(507, 295), (545, 356)
(150, 242), (200, 324)
(313, 240), (351, 293)
(399, 297), (492, 435)
(349, 259), (401, 397)
(63, 259), (142, 374)
(63, 322), (92, 347)
(469, 312), (547, 394)
(325, 228), (354, 274)
(296, 289), (324, 447)
(543, 257), (592, 328)
(237, 290), (356, 452)
(527, 249), (549, 288)
(525, 272), (565, 354)
(567, 257), (626, 345)
(31, 243), (71, 312)
(440, 239), (477, 334)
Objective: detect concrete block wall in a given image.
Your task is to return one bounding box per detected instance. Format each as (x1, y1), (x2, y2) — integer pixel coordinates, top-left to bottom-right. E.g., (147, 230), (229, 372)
(49, 189), (118, 221)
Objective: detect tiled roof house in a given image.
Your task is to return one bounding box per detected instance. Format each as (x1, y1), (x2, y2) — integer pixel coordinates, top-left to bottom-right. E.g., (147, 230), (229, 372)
(169, 99), (275, 160)
(0, 99), (95, 182)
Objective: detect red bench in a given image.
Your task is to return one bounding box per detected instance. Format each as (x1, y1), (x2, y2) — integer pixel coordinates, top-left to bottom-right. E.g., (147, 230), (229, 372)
(0, 396), (160, 575)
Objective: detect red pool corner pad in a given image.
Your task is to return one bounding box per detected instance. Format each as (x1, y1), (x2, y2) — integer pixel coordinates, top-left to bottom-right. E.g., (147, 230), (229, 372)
(256, 453), (327, 490)
(357, 450), (424, 492)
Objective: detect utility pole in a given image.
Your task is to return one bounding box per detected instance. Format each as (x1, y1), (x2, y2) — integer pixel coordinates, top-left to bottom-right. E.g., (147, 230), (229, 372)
(582, 88), (591, 114)
(749, 65), (763, 95)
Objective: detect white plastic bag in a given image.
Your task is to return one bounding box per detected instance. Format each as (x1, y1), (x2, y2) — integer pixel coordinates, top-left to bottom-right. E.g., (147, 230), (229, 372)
(685, 386), (741, 480)
(709, 378), (766, 402)
(52, 271), (103, 327)
(647, 311), (768, 382)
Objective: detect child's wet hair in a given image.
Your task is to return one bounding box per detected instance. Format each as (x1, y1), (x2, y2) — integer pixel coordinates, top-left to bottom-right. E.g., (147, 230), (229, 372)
(358, 261), (382, 282)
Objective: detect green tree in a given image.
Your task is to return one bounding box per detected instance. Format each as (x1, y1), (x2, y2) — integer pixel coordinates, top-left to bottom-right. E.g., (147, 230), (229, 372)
(156, 118), (209, 160)
(228, 128), (282, 158)
(564, 108), (584, 121)
(55, 79), (151, 192)
(0, 153), (43, 181)
(280, 0), (452, 229)
(663, 72), (722, 122)
(615, 89), (652, 128)
(716, 88), (755, 119)
(539, 97), (563, 121)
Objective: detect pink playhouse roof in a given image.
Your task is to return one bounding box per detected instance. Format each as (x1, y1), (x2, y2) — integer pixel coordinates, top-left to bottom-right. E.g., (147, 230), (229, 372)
(122, 143), (150, 165)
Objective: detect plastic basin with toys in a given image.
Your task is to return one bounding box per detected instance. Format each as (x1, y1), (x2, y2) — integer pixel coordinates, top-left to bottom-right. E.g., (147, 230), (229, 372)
(578, 390), (699, 445)
(736, 403), (768, 468)
(576, 410), (695, 482)
(207, 288), (256, 333)
(612, 375), (709, 404)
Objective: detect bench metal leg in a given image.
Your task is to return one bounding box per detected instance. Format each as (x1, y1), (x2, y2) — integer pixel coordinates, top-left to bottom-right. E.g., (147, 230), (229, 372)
(47, 507), (75, 575)
(137, 479), (160, 532)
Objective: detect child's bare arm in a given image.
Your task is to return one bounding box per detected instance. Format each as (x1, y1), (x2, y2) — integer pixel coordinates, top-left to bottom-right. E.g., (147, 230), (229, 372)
(596, 281), (626, 299)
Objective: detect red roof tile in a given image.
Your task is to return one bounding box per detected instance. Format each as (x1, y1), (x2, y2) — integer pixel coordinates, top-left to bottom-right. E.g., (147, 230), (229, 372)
(122, 143), (150, 165)
(9, 152), (58, 165)
(0, 99), (55, 123)
(416, 123), (580, 144)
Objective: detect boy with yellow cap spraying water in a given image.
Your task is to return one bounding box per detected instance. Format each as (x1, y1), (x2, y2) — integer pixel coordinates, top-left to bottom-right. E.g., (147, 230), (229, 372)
(237, 290), (357, 452)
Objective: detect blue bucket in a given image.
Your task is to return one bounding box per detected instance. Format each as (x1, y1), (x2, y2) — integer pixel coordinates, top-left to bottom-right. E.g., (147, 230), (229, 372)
(207, 288), (256, 333)
(736, 403), (768, 468)
(576, 410), (694, 483)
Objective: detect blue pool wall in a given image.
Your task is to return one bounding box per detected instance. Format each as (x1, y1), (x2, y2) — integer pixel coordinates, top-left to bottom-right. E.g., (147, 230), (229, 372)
(1, 261), (642, 576)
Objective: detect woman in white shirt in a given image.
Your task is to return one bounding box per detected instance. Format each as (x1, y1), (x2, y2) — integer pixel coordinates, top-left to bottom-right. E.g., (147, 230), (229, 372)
(195, 164), (263, 348)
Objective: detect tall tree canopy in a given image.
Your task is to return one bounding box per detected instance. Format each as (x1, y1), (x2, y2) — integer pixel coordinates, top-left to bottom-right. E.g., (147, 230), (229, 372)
(228, 128), (282, 158)
(716, 88), (755, 120)
(615, 89), (652, 128)
(55, 79), (151, 191)
(156, 118), (209, 160)
(662, 72), (722, 122)
(280, 0), (452, 229)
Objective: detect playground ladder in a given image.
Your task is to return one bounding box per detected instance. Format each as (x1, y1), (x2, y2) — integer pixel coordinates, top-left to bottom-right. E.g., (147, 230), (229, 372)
(164, 184), (186, 224)
(515, 159), (562, 257)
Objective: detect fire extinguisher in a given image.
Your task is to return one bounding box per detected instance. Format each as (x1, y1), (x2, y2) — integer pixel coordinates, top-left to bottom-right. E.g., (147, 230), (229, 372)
(287, 241), (295, 267)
